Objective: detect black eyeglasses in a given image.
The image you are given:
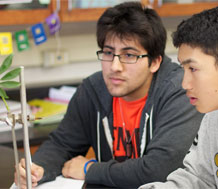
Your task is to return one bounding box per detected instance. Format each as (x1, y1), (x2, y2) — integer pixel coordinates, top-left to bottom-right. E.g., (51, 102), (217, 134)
(96, 50), (149, 64)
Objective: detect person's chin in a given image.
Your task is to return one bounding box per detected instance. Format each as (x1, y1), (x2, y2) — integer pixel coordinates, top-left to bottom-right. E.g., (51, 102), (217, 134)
(106, 85), (124, 97)
(110, 92), (124, 97)
(196, 106), (216, 114)
(108, 89), (125, 97)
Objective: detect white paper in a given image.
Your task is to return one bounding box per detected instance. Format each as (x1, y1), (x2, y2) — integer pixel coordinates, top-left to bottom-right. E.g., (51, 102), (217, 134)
(10, 175), (84, 189)
(48, 86), (77, 102)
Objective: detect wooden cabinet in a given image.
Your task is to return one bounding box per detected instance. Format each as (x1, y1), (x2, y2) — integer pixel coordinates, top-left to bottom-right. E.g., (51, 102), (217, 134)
(0, 0), (217, 25)
(151, 1), (218, 17)
(0, 0), (56, 25)
(59, 0), (218, 23)
(59, 1), (106, 22)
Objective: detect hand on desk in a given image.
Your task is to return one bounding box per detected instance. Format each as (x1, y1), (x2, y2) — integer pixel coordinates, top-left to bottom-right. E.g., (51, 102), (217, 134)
(62, 155), (94, 180)
(14, 158), (44, 189)
(14, 156), (94, 188)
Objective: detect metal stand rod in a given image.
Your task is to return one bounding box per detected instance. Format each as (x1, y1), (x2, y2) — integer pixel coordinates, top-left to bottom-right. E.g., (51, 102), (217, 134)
(12, 125), (21, 189)
(19, 66), (32, 189)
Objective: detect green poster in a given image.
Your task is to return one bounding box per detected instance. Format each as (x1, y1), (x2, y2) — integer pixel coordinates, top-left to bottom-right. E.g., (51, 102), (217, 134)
(15, 30), (29, 52)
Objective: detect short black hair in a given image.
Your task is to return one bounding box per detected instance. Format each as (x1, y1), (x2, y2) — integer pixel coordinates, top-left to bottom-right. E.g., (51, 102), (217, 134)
(96, 1), (167, 61)
(172, 6), (218, 64)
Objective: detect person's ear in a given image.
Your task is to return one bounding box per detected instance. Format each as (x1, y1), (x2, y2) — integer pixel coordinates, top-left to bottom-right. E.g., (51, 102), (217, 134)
(149, 55), (162, 73)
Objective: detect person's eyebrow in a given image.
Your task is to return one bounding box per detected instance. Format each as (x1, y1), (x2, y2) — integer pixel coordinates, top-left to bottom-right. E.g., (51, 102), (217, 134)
(103, 46), (140, 52)
(179, 58), (198, 66)
(122, 47), (140, 52)
(103, 45), (114, 50)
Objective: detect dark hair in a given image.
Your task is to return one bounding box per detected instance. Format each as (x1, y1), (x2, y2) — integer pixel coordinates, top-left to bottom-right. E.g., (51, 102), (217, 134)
(96, 1), (167, 61)
(172, 7), (218, 64)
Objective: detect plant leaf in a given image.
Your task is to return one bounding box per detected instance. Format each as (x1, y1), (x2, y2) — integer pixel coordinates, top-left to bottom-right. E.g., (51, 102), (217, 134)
(1, 67), (21, 80)
(0, 81), (20, 88)
(0, 54), (13, 75)
(0, 88), (9, 99)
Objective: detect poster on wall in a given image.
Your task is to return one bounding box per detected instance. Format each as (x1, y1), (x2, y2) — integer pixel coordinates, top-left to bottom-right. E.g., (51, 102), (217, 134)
(0, 32), (13, 55)
(31, 23), (47, 45)
(15, 30), (30, 52)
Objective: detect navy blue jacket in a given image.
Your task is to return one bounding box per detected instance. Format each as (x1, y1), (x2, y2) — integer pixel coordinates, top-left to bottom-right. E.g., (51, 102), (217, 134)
(33, 56), (203, 188)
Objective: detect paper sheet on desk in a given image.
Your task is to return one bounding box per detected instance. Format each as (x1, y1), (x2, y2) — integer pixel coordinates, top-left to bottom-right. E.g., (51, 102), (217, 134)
(48, 86), (77, 103)
(10, 175), (84, 189)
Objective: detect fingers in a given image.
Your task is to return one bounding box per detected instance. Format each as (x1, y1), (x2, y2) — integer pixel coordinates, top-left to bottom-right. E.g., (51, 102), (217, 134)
(62, 160), (70, 178)
(14, 158), (44, 189)
(62, 156), (88, 180)
(32, 163), (44, 181)
(14, 159), (27, 185)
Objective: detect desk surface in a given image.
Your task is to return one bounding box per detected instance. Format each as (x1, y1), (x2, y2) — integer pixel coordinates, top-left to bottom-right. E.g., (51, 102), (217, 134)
(10, 176), (118, 189)
(10, 176), (84, 189)
(2, 126), (117, 189)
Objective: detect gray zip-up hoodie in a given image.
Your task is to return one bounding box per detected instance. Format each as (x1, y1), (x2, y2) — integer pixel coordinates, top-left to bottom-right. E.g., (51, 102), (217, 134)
(33, 56), (203, 188)
(139, 110), (218, 189)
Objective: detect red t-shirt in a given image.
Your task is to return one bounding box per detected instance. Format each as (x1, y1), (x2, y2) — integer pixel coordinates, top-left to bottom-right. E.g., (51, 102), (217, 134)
(113, 95), (147, 162)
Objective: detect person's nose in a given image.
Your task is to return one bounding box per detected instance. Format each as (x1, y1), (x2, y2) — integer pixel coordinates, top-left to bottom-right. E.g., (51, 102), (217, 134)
(111, 55), (123, 72)
(182, 71), (193, 90)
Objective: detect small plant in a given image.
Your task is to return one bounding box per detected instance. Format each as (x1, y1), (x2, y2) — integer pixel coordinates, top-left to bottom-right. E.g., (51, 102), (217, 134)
(0, 54), (21, 113)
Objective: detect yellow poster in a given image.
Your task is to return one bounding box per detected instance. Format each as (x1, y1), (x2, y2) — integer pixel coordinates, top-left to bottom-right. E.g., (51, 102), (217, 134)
(0, 32), (13, 55)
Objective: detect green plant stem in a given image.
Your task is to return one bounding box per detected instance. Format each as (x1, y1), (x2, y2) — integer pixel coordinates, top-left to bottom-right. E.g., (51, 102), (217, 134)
(1, 96), (10, 113)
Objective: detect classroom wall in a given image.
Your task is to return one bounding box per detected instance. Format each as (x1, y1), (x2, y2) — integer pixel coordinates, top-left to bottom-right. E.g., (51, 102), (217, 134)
(0, 16), (187, 68)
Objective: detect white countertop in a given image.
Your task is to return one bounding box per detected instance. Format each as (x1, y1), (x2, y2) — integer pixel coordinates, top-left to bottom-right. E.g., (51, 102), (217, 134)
(23, 61), (101, 88)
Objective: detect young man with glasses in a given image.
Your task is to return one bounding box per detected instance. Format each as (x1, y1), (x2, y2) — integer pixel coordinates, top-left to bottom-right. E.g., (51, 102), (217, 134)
(15, 2), (203, 188)
(140, 6), (218, 189)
